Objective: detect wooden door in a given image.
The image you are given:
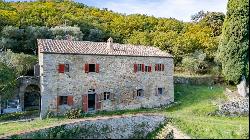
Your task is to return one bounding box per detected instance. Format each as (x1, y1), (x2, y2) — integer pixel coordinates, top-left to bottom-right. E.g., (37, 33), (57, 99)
(82, 95), (88, 113)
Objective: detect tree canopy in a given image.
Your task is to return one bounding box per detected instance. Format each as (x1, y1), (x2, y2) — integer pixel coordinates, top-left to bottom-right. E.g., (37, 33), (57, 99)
(217, 0), (249, 84)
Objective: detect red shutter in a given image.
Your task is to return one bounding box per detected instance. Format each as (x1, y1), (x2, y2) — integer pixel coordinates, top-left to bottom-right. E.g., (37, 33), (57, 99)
(149, 66), (152, 72)
(67, 96), (73, 106)
(155, 64), (158, 71)
(84, 64), (89, 73)
(58, 64), (65, 73)
(162, 64), (164, 71)
(134, 64), (137, 73)
(142, 64), (145, 72)
(82, 95), (88, 113)
(96, 64), (100, 73)
(96, 94), (101, 110)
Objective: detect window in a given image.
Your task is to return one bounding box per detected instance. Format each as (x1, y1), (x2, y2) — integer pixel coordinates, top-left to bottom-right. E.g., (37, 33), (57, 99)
(134, 64), (145, 72)
(104, 92), (110, 100)
(65, 64), (69, 72)
(60, 96), (68, 105)
(155, 64), (165, 71)
(137, 89), (144, 97)
(145, 66), (152, 72)
(58, 64), (69, 73)
(84, 64), (100, 73)
(89, 64), (96, 72)
(158, 88), (163, 95)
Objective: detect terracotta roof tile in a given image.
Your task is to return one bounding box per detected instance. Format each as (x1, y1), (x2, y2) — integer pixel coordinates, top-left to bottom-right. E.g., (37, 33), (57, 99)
(37, 39), (173, 58)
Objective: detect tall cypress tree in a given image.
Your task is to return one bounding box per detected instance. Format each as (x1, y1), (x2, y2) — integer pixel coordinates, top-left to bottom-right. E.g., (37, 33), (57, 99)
(217, 0), (249, 84)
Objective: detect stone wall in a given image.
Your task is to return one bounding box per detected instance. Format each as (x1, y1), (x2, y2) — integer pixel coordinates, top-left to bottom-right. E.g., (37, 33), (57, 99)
(174, 75), (223, 85)
(8, 114), (166, 139)
(39, 53), (174, 118)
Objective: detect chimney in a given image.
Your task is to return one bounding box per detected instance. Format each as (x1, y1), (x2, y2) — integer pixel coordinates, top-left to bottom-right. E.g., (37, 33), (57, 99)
(107, 37), (113, 50)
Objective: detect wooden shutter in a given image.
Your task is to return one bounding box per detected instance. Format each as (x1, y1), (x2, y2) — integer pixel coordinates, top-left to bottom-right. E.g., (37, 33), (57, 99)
(155, 88), (158, 96)
(96, 94), (102, 110)
(110, 93), (115, 101)
(84, 64), (89, 73)
(134, 64), (137, 73)
(162, 64), (164, 71)
(100, 92), (104, 101)
(58, 64), (65, 73)
(96, 64), (100, 73)
(57, 96), (61, 107)
(149, 66), (152, 72)
(67, 96), (73, 106)
(155, 64), (158, 71)
(133, 91), (137, 99)
(82, 95), (88, 113)
(142, 64), (145, 72)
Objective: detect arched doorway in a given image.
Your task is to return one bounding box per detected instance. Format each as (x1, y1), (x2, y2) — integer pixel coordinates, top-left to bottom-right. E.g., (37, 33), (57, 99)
(24, 84), (40, 111)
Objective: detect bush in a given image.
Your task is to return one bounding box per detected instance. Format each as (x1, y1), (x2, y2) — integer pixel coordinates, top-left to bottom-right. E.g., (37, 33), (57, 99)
(181, 50), (208, 74)
(64, 108), (81, 119)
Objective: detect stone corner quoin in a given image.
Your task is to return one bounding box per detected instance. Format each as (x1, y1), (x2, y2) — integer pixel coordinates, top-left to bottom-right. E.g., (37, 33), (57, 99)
(38, 38), (174, 118)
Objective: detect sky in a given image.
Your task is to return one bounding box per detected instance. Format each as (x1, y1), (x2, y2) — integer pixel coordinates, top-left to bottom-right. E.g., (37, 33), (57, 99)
(6, 0), (228, 22)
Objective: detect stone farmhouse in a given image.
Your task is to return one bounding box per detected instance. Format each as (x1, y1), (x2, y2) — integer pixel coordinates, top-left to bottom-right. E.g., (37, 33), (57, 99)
(38, 38), (174, 118)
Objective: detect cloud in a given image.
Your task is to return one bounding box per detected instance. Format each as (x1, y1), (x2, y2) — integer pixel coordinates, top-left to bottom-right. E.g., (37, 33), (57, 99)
(81, 0), (227, 22)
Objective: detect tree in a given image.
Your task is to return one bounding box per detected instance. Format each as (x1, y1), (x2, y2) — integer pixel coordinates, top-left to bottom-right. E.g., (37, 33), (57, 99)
(0, 62), (16, 111)
(217, 0), (249, 84)
(50, 25), (84, 41)
(24, 26), (52, 54)
(87, 28), (104, 42)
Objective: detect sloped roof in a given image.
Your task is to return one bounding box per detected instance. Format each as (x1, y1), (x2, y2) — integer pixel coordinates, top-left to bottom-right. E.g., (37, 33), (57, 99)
(37, 39), (173, 58)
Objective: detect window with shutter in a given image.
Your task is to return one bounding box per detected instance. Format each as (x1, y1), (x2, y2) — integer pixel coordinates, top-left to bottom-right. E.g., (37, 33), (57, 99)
(58, 64), (65, 73)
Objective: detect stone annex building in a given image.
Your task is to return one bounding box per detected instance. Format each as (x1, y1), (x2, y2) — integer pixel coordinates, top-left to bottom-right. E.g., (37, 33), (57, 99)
(38, 38), (174, 118)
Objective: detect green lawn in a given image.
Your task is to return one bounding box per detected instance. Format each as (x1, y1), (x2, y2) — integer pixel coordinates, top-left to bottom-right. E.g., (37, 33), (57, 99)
(166, 84), (249, 139)
(0, 84), (249, 139)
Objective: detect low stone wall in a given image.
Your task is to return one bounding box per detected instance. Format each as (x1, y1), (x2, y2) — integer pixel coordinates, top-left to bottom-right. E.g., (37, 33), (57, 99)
(8, 114), (166, 139)
(174, 75), (223, 85)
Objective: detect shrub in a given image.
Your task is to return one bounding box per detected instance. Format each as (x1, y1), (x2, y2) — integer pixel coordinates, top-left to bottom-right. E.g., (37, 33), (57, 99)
(181, 50), (208, 74)
(64, 108), (81, 119)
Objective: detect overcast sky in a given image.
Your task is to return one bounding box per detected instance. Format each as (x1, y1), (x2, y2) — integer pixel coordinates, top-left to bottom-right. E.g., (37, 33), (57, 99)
(6, 0), (228, 22)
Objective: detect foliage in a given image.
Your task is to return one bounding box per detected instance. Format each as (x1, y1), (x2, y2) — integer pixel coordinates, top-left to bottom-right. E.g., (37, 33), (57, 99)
(0, 62), (16, 99)
(0, 1), (226, 74)
(217, 0), (249, 84)
(64, 108), (81, 119)
(181, 50), (208, 74)
(0, 50), (37, 76)
(0, 110), (39, 122)
(51, 25), (83, 41)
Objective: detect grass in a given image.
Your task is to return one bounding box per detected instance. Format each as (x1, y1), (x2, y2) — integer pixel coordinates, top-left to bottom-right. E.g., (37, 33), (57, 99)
(0, 84), (249, 139)
(166, 84), (249, 139)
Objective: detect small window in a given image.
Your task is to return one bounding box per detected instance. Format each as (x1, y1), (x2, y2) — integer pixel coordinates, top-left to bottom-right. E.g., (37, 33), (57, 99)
(155, 64), (164, 71)
(104, 92), (110, 100)
(89, 64), (96, 72)
(65, 64), (69, 72)
(158, 88), (163, 95)
(137, 89), (144, 97)
(60, 96), (68, 105)
(145, 66), (151, 72)
(138, 64), (142, 71)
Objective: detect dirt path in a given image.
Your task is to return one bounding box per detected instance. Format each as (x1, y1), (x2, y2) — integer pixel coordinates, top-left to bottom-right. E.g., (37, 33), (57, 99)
(156, 123), (191, 139)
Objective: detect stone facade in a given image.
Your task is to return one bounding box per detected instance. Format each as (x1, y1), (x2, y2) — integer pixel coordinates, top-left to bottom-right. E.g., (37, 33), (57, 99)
(38, 39), (174, 118)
